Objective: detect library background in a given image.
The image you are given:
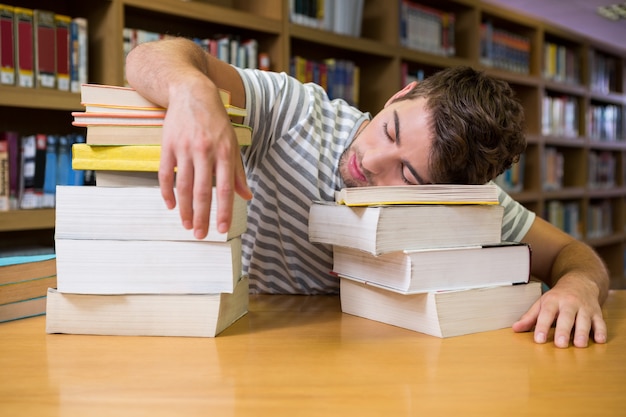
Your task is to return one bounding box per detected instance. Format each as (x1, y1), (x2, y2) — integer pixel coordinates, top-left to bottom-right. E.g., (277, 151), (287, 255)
(1, 0), (625, 289)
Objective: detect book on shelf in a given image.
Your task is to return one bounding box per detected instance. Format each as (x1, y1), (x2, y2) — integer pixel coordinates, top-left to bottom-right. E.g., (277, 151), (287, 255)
(69, 16), (87, 93)
(0, 4), (15, 86)
(334, 183), (500, 206)
(33, 9), (56, 89)
(0, 134), (7, 210)
(55, 237), (243, 295)
(14, 7), (34, 88)
(77, 122), (252, 146)
(55, 185), (248, 242)
(46, 275), (249, 337)
(333, 242), (531, 294)
(340, 278), (542, 338)
(54, 13), (71, 91)
(309, 202), (504, 255)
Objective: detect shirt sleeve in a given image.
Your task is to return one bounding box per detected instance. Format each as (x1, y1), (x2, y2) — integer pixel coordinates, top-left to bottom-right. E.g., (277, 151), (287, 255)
(493, 181), (536, 242)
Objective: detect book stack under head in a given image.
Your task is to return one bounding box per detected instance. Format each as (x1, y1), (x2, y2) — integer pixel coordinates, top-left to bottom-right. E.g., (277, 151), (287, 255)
(309, 184), (542, 338)
(47, 84), (252, 337)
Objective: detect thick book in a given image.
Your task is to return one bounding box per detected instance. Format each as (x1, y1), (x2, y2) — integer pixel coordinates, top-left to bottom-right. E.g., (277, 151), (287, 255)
(55, 237), (243, 294)
(78, 123), (252, 146)
(55, 185), (247, 242)
(0, 296), (47, 323)
(335, 184), (500, 206)
(94, 170), (159, 187)
(72, 144), (161, 172)
(309, 202), (504, 254)
(78, 83), (247, 117)
(340, 278), (542, 338)
(333, 242), (531, 294)
(46, 275), (249, 337)
(0, 253), (56, 285)
(0, 275), (56, 305)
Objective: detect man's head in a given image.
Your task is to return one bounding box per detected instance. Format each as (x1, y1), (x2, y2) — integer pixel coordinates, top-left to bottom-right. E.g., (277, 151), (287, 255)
(339, 66), (526, 187)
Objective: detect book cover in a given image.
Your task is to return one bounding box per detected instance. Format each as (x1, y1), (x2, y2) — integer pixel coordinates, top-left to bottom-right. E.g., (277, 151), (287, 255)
(340, 279), (542, 338)
(46, 275), (249, 337)
(54, 14), (71, 91)
(0, 4), (15, 85)
(55, 237), (243, 294)
(309, 202), (504, 255)
(333, 242), (531, 294)
(72, 143), (161, 172)
(13, 7), (34, 88)
(33, 9), (56, 88)
(335, 184), (500, 206)
(55, 185), (248, 242)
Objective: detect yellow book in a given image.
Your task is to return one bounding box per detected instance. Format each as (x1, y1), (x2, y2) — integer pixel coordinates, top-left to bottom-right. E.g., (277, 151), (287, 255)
(72, 144), (161, 172)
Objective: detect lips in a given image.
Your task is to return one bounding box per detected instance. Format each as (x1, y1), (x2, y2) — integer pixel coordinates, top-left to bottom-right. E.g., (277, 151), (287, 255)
(349, 153), (367, 183)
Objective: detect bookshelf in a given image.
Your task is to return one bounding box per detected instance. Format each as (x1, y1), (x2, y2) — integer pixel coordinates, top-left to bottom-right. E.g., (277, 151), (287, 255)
(2, 0), (625, 288)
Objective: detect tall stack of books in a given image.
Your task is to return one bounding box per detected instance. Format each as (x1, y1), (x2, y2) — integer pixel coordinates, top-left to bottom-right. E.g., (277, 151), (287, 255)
(45, 84), (251, 337)
(309, 184), (542, 338)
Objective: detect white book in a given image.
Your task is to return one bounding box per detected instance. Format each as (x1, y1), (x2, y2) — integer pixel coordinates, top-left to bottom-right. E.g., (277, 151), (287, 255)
(333, 242), (531, 294)
(46, 276), (249, 337)
(55, 185), (247, 242)
(309, 202), (504, 255)
(340, 278), (542, 338)
(55, 238), (242, 294)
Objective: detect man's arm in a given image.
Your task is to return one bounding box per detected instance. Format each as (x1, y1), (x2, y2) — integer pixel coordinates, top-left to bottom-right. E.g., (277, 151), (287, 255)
(514, 216), (609, 348)
(125, 37), (252, 239)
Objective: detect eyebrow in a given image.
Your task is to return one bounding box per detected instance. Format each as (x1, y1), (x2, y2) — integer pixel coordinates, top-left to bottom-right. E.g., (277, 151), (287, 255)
(393, 110), (428, 185)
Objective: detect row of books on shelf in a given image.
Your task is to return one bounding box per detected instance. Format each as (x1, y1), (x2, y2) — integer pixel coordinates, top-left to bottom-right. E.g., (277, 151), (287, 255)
(588, 103), (623, 142)
(290, 56), (360, 106)
(289, 0), (364, 37)
(589, 150), (617, 188)
(543, 41), (580, 85)
(480, 20), (530, 75)
(587, 199), (613, 240)
(544, 200), (582, 239)
(399, 0), (455, 57)
(589, 49), (620, 94)
(123, 27), (269, 73)
(0, 131), (89, 211)
(0, 5), (87, 91)
(541, 95), (579, 138)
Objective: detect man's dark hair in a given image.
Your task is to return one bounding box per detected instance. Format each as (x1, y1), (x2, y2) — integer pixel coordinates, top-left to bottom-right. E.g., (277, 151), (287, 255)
(393, 66), (527, 184)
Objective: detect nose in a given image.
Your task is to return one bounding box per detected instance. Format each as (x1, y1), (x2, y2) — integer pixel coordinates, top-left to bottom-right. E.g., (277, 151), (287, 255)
(361, 146), (395, 183)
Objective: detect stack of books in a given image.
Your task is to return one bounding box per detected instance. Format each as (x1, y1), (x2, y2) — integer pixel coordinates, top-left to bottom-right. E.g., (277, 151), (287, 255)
(45, 84), (252, 337)
(0, 253), (56, 323)
(309, 184), (542, 338)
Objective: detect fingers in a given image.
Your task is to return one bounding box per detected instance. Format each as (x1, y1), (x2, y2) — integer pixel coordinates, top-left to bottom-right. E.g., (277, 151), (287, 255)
(159, 148), (177, 210)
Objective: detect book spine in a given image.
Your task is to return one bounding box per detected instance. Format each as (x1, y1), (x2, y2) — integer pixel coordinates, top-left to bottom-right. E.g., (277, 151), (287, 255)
(0, 4), (15, 85)
(33, 9), (56, 89)
(0, 134), (8, 211)
(14, 7), (34, 88)
(55, 14), (71, 91)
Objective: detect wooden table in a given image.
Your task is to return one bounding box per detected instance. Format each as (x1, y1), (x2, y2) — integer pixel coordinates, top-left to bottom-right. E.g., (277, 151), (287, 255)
(1, 291), (625, 417)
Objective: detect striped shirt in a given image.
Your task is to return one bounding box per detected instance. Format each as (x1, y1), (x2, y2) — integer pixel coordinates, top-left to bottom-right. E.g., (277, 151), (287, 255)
(237, 68), (535, 294)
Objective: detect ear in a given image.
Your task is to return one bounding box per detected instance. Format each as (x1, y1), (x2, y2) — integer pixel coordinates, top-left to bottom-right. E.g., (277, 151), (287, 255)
(384, 81), (418, 107)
